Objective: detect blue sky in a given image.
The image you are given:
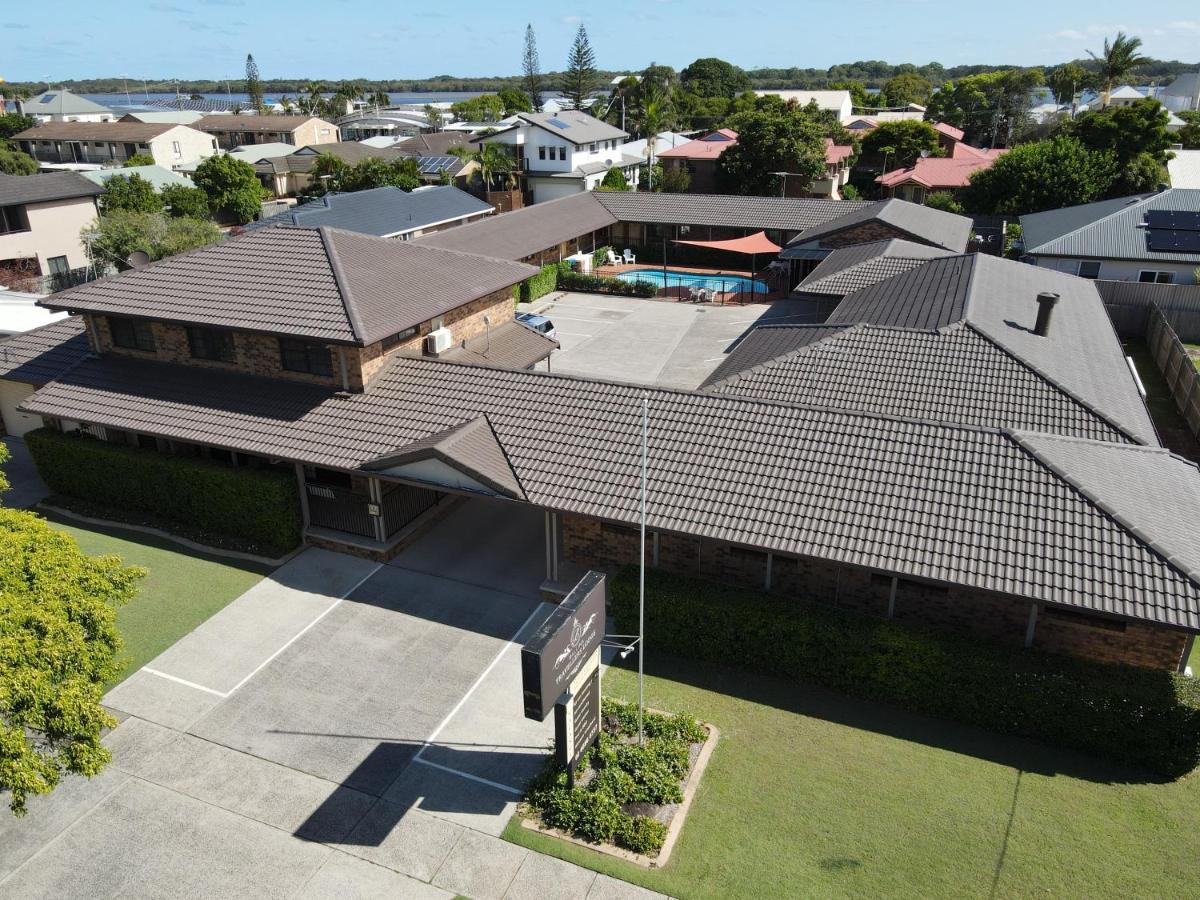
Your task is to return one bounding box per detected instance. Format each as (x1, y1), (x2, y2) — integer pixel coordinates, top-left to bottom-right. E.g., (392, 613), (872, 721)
(3, 2), (1199, 82)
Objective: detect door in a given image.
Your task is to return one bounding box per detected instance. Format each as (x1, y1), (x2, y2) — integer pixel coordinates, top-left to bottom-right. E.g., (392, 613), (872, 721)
(0, 379), (40, 437)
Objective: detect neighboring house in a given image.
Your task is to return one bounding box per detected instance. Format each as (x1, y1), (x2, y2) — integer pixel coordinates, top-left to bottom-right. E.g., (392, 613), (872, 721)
(754, 90), (854, 123)
(12, 122), (219, 170)
(657, 130), (738, 193)
(473, 110), (637, 204)
(1168, 149), (1200, 189)
(245, 141), (465, 197)
(391, 132), (470, 156)
(80, 164), (193, 192)
(337, 109), (428, 141)
(0, 317), (88, 436)
(196, 115), (340, 150)
(621, 131), (691, 164)
(245, 185), (493, 240)
(790, 238), (953, 303)
(25, 89), (115, 123)
(0, 173), (102, 290)
(876, 141), (1005, 204)
(0, 287), (63, 337)
(1020, 188), (1200, 284)
(1159, 73), (1200, 113)
(119, 111), (207, 126)
(1105, 84), (1148, 107)
(810, 140), (855, 199)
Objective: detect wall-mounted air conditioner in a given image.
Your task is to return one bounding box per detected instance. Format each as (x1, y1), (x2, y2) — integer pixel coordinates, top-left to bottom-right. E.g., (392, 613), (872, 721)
(426, 327), (453, 355)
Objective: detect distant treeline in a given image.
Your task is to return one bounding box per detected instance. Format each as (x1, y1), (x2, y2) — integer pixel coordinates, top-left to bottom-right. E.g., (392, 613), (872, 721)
(6, 58), (1198, 96)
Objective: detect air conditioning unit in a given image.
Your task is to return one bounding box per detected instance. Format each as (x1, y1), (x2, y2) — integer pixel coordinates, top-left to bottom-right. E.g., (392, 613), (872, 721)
(426, 327), (453, 355)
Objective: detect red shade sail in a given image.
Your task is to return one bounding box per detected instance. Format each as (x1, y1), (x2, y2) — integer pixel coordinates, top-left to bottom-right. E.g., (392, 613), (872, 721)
(671, 231), (782, 255)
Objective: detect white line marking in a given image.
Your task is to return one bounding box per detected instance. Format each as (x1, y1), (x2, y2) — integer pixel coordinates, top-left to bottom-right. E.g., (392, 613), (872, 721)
(555, 331), (594, 338)
(221, 562), (384, 697)
(141, 667), (229, 698)
(412, 757), (523, 795)
(703, 356), (728, 362)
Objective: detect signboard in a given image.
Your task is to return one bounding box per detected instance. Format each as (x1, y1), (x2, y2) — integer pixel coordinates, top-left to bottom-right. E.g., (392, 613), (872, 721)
(555, 653), (602, 786)
(521, 571), (606, 721)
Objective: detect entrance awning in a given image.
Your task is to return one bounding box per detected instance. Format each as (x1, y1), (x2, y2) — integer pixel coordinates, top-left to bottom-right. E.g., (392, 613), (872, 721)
(672, 231), (782, 255)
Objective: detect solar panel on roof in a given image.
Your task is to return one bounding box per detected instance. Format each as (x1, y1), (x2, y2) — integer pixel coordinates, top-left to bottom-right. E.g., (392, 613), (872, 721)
(40, 94), (56, 104)
(1147, 230), (1200, 253)
(547, 117), (571, 129)
(416, 155), (456, 174)
(1146, 210), (1200, 231)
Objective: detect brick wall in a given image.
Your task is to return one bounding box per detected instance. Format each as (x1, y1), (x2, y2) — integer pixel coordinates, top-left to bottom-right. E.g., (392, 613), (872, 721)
(559, 512), (1190, 671)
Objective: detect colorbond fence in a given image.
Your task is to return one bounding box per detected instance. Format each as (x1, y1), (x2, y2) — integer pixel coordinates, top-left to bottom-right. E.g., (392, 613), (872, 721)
(1146, 304), (1200, 440)
(1099, 280), (1200, 341)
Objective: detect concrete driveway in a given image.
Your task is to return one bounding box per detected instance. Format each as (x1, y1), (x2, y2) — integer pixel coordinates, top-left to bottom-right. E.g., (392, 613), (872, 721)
(534, 292), (822, 388)
(0, 498), (661, 900)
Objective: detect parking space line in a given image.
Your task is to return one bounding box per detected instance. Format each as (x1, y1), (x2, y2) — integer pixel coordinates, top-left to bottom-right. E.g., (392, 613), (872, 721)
(412, 757), (523, 796)
(555, 331), (594, 338)
(142, 667), (230, 698)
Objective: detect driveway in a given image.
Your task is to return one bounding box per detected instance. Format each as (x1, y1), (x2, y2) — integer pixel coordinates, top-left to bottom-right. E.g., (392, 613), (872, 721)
(534, 292), (822, 388)
(0, 498), (662, 900)
(0, 436), (50, 508)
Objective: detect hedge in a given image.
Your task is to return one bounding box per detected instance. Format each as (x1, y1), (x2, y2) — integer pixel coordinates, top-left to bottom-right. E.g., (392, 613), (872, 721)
(519, 263), (562, 303)
(611, 567), (1200, 778)
(25, 428), (302, 557)
(558, 270), (657, 298)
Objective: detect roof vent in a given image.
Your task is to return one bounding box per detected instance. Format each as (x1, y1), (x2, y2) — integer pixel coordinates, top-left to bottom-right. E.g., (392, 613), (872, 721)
(1034, 291), (1059, 337)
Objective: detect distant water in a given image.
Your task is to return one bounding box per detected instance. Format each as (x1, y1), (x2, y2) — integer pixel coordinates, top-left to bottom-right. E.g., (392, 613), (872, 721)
(4, 90), (486, 113)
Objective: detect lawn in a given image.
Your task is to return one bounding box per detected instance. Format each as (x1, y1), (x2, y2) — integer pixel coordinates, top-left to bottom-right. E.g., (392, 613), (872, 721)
(505, 655), (1200, 899)
(42, 510), (273, 686)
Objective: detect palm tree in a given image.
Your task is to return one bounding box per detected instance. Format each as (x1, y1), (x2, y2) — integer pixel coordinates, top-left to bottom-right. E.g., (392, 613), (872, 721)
(303, 81), (324, 116)
(636, 83), (672, 191)
(451, 143), (516, 193)
(1088, 32), (1149, 107)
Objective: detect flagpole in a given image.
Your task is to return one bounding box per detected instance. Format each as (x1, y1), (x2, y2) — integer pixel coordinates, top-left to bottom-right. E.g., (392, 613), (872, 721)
(638, 392), (648, 745)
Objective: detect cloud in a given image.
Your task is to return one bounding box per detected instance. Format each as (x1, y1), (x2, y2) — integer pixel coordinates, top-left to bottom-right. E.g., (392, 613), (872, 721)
(561, 15), (582, 25)
(3, 23), (31, 29)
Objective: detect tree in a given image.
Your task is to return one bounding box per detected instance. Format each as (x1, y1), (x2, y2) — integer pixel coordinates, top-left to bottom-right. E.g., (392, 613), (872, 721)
(1088, 32), (1149, 106)
(659, 165), (691, 193)
(245, 53), (264, 113)
(881, 73), (932, 108)
(159, 183), (210, 219)
(1048, 63), (1092, 106)
(0, 441), (145, 816)
(339, 157), (421, 192)
(563, 24), (598, 111)
(717, 104), (828, 196)
(862, 120), (941, 168)
(424, 104), (445, 131)
(829, 80), (872, 111)
(309, 152), (348, 192)
(450, 94), (506, 122)
(923, 69), (1043, 146)
(0, 113), (34, 139)
(1177, 111), (1200, 149)
(451, 142), (516, 192)
(192, 154), (263, 224)
(522, 25), (544, 112)
(0, 143), (37, 175)
(498, 89), (533, 116)
(598, 167), (628, 191)
(960, 136), (1118, 215)
(1066, 98), (1172, 167)
(635, 80), (672, 190)
(1111, 152), (1167, 195)
(100, 174), (163, 214)
(923, 191), (963, 214)
(679, 57), (751, 99)
(83, 211), (220, 269)
(121, 153), (155, 168)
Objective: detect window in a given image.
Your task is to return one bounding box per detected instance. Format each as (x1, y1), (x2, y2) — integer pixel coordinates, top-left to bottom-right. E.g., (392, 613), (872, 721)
(1076, 260), (1101, 279)
(559, 146), (567, 161)
(538, 146), (546, 160)
(0, 205), (29, 234)
(172, 140), (182, 158)
(1138, 270), (1175, 284)
(279, 338), (333, 376)
(187, 326), (236, 362)
(589, 142), (597, 152)
(380, 326), (418, 351)
(47, 256), (69, 276)
(109, 318), (157, 352)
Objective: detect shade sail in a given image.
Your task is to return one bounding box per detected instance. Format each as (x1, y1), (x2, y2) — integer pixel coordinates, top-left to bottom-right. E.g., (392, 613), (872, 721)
(672, 231), (782, 255)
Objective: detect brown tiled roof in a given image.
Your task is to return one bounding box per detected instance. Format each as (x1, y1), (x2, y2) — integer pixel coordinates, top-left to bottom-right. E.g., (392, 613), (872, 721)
(794, 239), (953, 297)
(433, 319), (557, 369)
(0, 318), (90, 386)
(594, 192), (868, 232)
(21, 352), (1200, 629)
(392, 133), (470, 155)
(784, 198), (973, 253)
(195, 115), (334, 134)
(12, 121), (177, 142)
(44, 226), (537, 345)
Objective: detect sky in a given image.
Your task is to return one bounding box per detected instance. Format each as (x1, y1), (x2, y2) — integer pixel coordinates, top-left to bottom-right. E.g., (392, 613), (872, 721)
(3, 2), (1200, 83)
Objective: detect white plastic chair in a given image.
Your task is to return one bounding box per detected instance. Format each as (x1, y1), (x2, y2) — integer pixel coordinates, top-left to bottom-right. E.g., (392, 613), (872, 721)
(606, 249), (620, 266)
(623, 248), (637, 264)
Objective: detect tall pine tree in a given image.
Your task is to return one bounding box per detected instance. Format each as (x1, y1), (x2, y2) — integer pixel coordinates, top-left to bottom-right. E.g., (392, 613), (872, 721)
(563, 24), (597, 111)
(245, 53), (264, 114)
(522, 25), (543, 112)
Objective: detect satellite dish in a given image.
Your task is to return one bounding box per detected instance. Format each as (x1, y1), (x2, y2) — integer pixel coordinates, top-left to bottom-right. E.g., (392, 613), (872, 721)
(919, 149), (931, 158)
(127, 250), (151, 269)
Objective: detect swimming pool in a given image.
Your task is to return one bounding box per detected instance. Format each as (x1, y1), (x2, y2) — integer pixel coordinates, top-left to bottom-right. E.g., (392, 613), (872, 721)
(616, 268), (769, 294)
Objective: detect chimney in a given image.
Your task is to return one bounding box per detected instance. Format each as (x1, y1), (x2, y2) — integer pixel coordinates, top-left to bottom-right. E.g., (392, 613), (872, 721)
(1034, 292), (1059, 337)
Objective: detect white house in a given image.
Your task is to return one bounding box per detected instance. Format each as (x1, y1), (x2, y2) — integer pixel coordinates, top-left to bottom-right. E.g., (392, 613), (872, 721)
(1159, 73), (1200, 114)
(24, 89), (115, 123)
(753, 90), (854, 123)
(473, 110), (638, 204)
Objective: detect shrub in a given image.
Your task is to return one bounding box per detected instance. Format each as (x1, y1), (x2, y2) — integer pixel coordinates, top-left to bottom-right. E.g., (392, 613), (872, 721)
(610, 567), (1200, 778)
(25, 428), (301, 557)
(519, 263), (560, 303)
(617, 816), (668, 854)
(558, 270), (657, 298)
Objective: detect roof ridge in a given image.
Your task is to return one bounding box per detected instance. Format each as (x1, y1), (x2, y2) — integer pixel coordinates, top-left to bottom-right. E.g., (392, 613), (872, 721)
(318, 227), (368, 345)
(477, 411), (528, 500)
(702, 324), (862, 392)
(1011, 432), (1200, 591)
(1025, 193), (1159, 252)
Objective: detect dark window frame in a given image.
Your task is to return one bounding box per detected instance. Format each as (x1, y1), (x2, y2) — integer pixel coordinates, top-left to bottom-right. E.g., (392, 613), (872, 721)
(109, 317), (157, 352)
(186, 325), (236, 363)
(380, 326), (418, 351)
(0, 205), (30, 235)
(278, 337), (333, 376)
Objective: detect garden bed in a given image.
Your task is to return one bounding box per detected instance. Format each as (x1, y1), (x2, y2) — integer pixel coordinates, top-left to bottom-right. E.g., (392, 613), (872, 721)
(518, 698), (717, 867)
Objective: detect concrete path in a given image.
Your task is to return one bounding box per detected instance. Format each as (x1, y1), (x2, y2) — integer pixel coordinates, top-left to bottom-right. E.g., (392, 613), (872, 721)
(0, 436), (50, 508)
(534, 292), (822, 389)
(0, 528), (668, 900)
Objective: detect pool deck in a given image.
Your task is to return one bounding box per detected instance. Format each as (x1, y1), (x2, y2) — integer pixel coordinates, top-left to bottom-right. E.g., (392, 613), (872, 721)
(594, 263), (789, 302)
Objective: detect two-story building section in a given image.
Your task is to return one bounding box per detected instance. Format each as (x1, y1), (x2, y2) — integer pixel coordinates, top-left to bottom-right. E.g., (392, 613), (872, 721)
(12, 122), (219, 170)
(473, 110), (638, 204)
(195, 115), (340, 150)
(0, 172), (102, 290)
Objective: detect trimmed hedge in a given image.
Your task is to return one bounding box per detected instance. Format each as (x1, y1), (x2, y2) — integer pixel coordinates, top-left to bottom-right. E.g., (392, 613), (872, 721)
(519, 263), (562, 303)
(611, 567), (1200, 778)
(25, 428), (301, 557)
(558, 270), (657, 298)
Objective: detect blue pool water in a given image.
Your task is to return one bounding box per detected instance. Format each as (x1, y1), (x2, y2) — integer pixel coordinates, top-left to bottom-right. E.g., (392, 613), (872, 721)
(616, 268), (769, 294)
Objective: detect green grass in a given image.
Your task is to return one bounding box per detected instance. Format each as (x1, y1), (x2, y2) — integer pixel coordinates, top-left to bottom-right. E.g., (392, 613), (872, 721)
(42, 510), (272, 686)
(505, 655), (1200, 899)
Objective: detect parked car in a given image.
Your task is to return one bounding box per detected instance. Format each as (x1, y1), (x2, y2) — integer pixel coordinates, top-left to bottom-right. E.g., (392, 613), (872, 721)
(516, 312), (557, 341)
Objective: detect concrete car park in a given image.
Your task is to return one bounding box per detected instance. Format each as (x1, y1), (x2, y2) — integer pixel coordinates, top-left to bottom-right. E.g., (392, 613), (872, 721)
(532, 292), (821, 388)
(0, 499), (663, 900)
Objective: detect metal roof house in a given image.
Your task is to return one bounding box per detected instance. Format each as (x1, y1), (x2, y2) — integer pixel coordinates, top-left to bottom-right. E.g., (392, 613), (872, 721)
(25, 89), (116, 123)
(1020, 189), (1200, 284)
